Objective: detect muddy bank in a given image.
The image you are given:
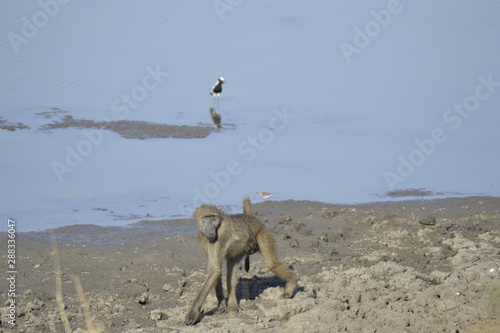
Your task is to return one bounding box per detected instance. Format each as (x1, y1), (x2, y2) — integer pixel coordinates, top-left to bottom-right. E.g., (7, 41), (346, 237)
(1, 196), (499, 332)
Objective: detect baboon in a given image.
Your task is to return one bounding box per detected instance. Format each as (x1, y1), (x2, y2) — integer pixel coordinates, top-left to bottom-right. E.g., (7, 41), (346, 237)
(184, 198), (297, 325)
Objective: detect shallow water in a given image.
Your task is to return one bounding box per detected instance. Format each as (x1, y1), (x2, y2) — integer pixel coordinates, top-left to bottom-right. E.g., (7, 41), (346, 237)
(1, 0), (500, 231)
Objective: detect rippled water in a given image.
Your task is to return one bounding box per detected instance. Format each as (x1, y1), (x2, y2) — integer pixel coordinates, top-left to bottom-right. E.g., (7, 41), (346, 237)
(1, 0), (499, 231)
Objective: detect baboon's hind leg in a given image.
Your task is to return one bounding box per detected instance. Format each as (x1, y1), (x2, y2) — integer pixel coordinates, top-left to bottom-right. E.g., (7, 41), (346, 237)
(257, 230), (297, 298)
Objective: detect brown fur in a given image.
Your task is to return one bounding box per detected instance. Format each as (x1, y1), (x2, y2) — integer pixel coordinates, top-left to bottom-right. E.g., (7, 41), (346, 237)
(243, 197), (255, 216)
(241, 197), (255, 272)
(184, 198), (297, 325)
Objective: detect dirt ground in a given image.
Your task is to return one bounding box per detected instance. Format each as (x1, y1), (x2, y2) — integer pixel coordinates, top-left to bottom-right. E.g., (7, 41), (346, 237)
(2, 196), (500, 332)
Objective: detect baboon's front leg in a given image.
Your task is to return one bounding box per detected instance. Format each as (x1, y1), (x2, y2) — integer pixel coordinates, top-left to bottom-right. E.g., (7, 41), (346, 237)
(185, 271), (221, 325)
(215, 276), (225, 311)
(185, 247), (223, 325)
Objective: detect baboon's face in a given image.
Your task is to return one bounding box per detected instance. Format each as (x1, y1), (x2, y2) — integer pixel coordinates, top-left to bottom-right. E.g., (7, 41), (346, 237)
(201, 214), (221, 242)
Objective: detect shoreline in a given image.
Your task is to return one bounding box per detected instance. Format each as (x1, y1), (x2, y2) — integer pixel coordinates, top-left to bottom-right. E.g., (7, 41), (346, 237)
(10, 191), (493, 235)
(1, 196), (499, 332)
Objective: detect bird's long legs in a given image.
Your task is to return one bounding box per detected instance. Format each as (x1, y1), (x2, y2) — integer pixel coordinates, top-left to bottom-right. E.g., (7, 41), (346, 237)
(213, 95), (220, 111)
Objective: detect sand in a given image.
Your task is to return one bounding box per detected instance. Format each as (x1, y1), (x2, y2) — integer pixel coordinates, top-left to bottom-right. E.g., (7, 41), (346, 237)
(2, 196), (500, 332)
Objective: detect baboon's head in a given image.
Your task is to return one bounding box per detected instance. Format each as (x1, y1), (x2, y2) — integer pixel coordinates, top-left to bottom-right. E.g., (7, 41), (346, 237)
(194, 205), (222, 243)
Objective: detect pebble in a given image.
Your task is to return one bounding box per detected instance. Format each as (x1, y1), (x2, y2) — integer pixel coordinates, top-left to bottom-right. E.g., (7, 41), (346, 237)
(149, 309), (169, 321)
(162, 283), (174, 292)
(138, 292), (149, 305)
(419, 216), (436, 226)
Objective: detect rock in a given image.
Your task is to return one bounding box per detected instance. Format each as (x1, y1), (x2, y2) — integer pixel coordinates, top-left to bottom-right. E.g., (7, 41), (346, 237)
(162, 283), (174, 292)
(321, 210), (337, 219)
(138, 292), (149, 305)
(280, 233), (291, 240)
(327, 248), (338, 256)
(149, 309), (169, 321)
(419, 216), (436, 226)
(276, 216), (293, 224)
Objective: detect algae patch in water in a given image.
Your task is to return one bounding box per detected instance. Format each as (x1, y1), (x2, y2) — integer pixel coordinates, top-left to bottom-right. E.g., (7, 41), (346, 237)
(41, 115), (216, 139)
(0, 116), (30, 131)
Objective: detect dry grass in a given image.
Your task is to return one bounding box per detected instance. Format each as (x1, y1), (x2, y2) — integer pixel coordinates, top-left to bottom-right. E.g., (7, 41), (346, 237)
(50, 230), (102, 332)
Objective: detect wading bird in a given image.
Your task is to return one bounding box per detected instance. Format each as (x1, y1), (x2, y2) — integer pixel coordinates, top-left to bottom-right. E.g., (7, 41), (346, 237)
(210, 77), (224, 110)
(257, 190), (276, 199)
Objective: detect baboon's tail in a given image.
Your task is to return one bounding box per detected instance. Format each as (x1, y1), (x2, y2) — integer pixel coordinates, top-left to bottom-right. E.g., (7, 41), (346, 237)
(243, 197), (255, 216)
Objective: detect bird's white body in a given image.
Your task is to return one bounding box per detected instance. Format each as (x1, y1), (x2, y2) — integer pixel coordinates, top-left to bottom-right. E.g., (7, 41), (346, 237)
(257, 190), (275, 199)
